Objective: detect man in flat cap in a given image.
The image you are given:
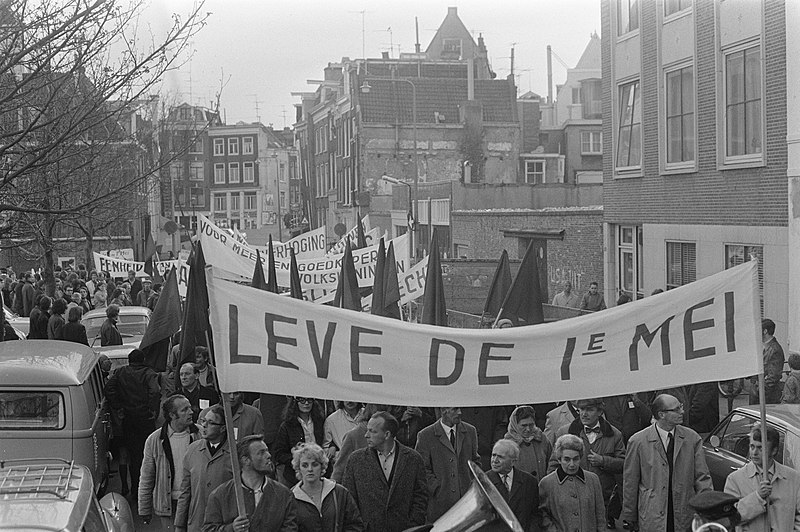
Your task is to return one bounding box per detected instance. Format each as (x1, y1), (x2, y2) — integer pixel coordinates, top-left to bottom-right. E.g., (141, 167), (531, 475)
(724, 424), (800, 531)
(688, 490), (740, 531)
(549, 397), (625, 529)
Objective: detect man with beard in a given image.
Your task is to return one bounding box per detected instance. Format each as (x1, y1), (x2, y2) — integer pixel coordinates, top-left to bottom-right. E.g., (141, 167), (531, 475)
(139, 395), (200, 529)
(203, 435), (297, 531)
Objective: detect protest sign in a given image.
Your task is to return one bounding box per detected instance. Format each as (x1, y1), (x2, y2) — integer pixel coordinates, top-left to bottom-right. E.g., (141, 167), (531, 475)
(207, 260), (761, 406)
(93, 252), (146, 277)
(153, 259), (189, 297)
(327, 215), (371, 255)
(252, 226), (327, 260)
(198, 214), (408, 290)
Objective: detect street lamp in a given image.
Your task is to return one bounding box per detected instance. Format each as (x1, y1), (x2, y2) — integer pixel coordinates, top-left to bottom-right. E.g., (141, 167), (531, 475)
(361, 78), (418, 261)
(381, 174), (415, 262)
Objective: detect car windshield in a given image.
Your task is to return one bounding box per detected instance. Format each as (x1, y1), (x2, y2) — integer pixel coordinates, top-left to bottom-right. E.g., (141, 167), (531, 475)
(0, 392), (65, 430)
(84, 314), (148, 339)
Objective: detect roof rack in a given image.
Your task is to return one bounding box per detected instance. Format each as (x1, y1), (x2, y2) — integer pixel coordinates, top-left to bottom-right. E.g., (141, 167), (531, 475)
(0, 458), (80, 500)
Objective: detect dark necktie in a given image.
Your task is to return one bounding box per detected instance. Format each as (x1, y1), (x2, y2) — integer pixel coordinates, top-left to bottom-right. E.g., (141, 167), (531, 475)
(666, 433), (675, 532)
(449, 428), (457, 453)
(500, 474), (510, 499)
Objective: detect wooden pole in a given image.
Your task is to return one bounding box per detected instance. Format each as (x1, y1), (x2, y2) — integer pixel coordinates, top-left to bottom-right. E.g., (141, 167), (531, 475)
(757, 372), (770, 531)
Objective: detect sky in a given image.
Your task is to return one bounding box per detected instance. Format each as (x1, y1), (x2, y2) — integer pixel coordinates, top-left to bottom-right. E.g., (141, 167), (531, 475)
(144, 0), (601, 128)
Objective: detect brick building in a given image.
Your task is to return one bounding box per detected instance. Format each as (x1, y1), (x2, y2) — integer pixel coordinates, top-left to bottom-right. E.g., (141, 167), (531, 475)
(601, 0), (792, 341)
(450, 207), (604, 303)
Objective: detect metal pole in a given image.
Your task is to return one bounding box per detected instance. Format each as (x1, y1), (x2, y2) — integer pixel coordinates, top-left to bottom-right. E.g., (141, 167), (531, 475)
(410, 81), (418, 263)
(276, 156), (283, 242)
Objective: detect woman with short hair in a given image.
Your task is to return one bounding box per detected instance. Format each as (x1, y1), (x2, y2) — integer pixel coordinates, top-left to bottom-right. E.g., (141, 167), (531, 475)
(538, 434), (605, 531)
(291, 442), (363, 532)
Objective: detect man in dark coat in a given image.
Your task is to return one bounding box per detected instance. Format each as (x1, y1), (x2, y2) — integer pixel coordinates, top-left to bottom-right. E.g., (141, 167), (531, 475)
(415, 407), (480, 522)
(751, 318), (785, 405)
(603, 394), (652, 444)
(203, 435), (297, 531)
(487, 439), (539, 532)
(461, 406), (511, 470)
(105, 348), (160, 496)
(28, 296), (50, 339)
(661, 383), (720, 434)
(178, 362), (219, 422)
(343, 411), (428, 532)
(100, 304), (123, 346)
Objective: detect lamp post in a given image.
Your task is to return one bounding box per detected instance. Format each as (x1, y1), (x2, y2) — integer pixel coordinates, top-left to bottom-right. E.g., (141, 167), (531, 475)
(270, 154), (283, 242)
(361, 78), (418, 261)
(381, 174), (414, 262)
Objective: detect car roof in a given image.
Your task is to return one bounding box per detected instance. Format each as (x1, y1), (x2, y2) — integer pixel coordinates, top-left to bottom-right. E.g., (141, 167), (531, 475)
(0, 341), (100, 386)
(83, 306), (151, 320)
(734, 405), (800, 434)
(0, 460), (94, 531)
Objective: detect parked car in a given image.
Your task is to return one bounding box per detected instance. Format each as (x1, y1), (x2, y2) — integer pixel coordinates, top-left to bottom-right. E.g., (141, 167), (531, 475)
(0, 341), (112, 493)
(0, 458), (133, 531)
(81, 306), (151, 370)
(702, 404), (800, 490)
(3, 305), (29, 337)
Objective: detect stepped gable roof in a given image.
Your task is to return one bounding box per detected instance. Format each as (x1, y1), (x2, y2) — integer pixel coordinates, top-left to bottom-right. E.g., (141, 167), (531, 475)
(360, 77), (515, 124)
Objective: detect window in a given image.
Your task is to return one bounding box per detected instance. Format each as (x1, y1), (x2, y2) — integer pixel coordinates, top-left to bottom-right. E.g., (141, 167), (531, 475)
(572, 87), (582, 104)
(0, 392), (65, 430)
(618, 225), (644, 300)
(666, 66), (695, 164)
(228, 138), (239, 155)
(616, 81), (641, 169)
(189, 138), (203, 154)
(279, 163), (286, 182)
(242, 136), (254, 155)
(666, 241), (696, 290)
(214, 163), (225, 184)
(618, 0), (639, 34)
(230, 193), (240, 213)
(169, 164), (181, 180)
(243, 162), (254, 183)
(665, 0), (691, 17)
(280, 191), (286, 209)
(244, 192), (257, 211)
(229, 162), (240, 184)
(442, 38), (462, 57)
(213, 138), (224, 156)
(581, 131), (602, 155)
(726, 244), (764, 315)
(189, 163), (204, 181)
(214, 194), (226, 212)
(725, 45), (762, 159)
(524, 160), (544, 184)
(190, 188), (204, 207)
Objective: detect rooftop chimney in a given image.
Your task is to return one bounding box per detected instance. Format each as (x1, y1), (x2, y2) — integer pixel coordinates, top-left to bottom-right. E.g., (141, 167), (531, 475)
(448, 7), (457, 16)
(382, 51), (389, 59)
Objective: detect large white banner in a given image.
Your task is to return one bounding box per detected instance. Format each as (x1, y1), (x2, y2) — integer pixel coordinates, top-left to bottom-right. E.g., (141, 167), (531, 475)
(198, 214), (409, 290)
(252, 226), (327, 260)
(207, 260), (761, 405)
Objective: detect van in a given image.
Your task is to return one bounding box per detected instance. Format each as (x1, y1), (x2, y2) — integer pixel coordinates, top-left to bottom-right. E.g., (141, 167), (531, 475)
(0, 341), (112, 493)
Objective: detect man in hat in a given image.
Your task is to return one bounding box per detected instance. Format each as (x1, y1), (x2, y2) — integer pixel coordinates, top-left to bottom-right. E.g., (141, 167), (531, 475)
(550, 398), (625, 529)
(136, 277), (154, 307)
(724, 424), (800, 531)
(688, 491), (740, 531)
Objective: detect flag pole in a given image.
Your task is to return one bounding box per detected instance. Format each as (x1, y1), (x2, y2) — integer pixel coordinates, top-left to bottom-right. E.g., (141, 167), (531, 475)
(757, 372), (770, 528)
(206, 334), (246, 518)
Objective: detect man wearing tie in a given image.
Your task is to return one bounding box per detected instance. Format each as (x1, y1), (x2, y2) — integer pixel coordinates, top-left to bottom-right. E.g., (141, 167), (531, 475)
(415, 407), (480, 522)
(622, 394), (712, 532)
(487, 439), (539, 531)
(549, 398), (625, 529)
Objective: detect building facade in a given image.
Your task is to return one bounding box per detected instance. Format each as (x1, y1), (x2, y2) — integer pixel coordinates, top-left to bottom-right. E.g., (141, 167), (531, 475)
(601, 0), (791, 341)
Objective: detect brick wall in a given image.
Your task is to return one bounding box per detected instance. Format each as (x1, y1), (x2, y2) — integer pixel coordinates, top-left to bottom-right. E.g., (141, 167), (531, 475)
(602, 0), (788, 227)
(451, 208), (605, 302)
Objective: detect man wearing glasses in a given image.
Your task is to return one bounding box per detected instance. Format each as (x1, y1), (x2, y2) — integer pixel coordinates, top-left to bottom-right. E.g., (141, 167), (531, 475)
(175, 404), (233, 532)
(621, 394), (712, 532)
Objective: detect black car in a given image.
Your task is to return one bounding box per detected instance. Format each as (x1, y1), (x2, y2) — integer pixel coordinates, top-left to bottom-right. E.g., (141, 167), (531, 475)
(702, 404), (800, 490)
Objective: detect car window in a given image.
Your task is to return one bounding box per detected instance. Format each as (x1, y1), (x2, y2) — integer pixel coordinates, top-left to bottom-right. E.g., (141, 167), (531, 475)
(0, 391), (65, 430)
(717, 412), (786, 464)
(116, 315), (148, 336)
(83, 317), (106, 339)
(783, 432), (800, 469)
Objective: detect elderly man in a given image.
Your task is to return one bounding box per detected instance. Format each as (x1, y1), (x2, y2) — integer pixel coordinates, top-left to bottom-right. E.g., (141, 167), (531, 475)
(136, 277), (154, 307)
(552, 280), (580, 309)
(139, 395), (200, 529)
(175, 404), (233, 532)
(724, 425), (800, 531)
(622, 394), (712, 532)
(179, 362), (219, 422)
(203, 435), (297, 531)
(550, 398), (625, 529)
(487, 438), (539, 531)
(343, 411), (428, 532)
(415, 407), (480, 522)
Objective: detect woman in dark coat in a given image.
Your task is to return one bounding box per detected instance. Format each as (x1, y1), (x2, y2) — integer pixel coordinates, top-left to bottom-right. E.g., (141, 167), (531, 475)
(273, 397), (326, 486)
(291, 442), (363, 532)
(61, 306), (89, 345)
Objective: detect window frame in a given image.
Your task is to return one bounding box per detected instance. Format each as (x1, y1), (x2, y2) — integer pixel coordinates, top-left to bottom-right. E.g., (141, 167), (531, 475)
(228, 138), (239, 156)
(721, 41), (764, 166)
(230, 193), (240, 213)
(242, 136), (254, 155)
(189, 188), (205, 207)
(228, 162), (240, 184)
(580, 131), (603, 155)
(243, 162), (255, 183)
(524, 160), (545, 184)
(664, 64), (696, 169)
(243, 192), (257, 211)
(665, 241), (697, 290)
(213, 193), (226, 213)
(188, 162), (204, 181)
(616, 79), (642, 174)
(213, 138), (224, 156)
(664, 0), (692, 18)
(189, 137), (203, 154)
(213, 163), (225, 184)
(617, 0), (640, 36)
(617, 225), (644, 300)
(725, 244), (764, 316)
